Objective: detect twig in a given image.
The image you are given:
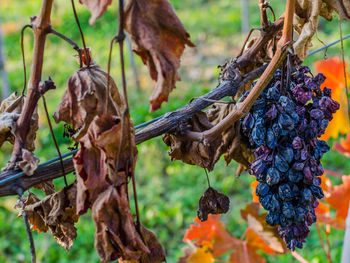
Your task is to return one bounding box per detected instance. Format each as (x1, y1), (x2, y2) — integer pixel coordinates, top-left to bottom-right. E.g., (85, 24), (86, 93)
(49, 29), (79, 50)
(0, 12), (11, 99)
(291, 251), (309, 263)
(204, 168), (211, 188)
(189, 97), (235, 104)
(9, 0), (54, 166)
(237, 27), (261, 58)
(20, 25), (33, 96)
(259, 0), (269, 29)
(40, 81), (68, 186)
(338, 16), (350, 127)
(70, 0), (90, 66)
(316, 223), (332, 262)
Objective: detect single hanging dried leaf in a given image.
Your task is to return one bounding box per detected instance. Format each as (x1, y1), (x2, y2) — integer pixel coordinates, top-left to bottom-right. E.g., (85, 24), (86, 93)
(79, 0), (112, 25)
(53, 62), (125, 140)
(124, 0), (195, 112)
(22, 183), (79, 250)
(197, 187), (230, 222)
(0, 92), (38, 151)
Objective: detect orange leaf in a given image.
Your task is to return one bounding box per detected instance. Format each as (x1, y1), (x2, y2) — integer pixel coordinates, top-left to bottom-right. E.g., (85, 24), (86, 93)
(325, 175), (350, 220)
(228, 240), (266, 263)
(315, 201), (330, 216)
(188, 246), (214, 263)
(241, 203), (287, 254)
(246, 228), (275, 254)
(334, 133), (350, 158)
(251, 180), (259, 203)
(183, 215), (238, 257)
(315, 57), (350, 141)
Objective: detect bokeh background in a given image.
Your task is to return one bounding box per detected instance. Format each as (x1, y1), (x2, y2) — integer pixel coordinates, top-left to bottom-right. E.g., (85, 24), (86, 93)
(0, 0), (349, 262)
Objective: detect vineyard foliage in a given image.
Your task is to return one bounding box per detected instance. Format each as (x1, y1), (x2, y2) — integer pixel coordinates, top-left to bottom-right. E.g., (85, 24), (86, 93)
(0, 0), (350, 262)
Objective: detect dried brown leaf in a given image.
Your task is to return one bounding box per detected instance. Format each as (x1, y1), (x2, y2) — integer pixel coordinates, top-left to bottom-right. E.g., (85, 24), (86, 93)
(79, 0), (112, 25)
(293, 0), (347, 60)
(0, 92), (38, 151)
(53, 63), (124, 140)
(92, 185), (149, 262)
(18, 149), (39, 176)
(23, 183), (79, 250)
(197, 187), (230, 222)
(124, 0), (194, 112)
(163, 111), (222, 171)
(34, 180), (56, 195)
(163, 104), (253, 173)
(323, 0), (350, 20)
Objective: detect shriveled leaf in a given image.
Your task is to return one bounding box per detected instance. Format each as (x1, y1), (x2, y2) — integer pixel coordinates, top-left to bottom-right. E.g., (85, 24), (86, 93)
(323, 0), (350, 20)
(241, 203), (287, 254)
(315, 57), (350, 140)
(18, 149), (39, 176)
(0, 92), (38, 151)
(92, 185), (149, 262)
(183, 215), (238, 257)
(22, 183), (79, 250)
(293, 0), (334, 60)
(163, 111), (222, 171)
(188, 246), (214, 263)
(325, 175), (350, 220)
(334, 133), (350, 157)
(53, 63), (124, 140)
(79, 0), (112, 25)
(124, 0), (194, 111)
(33, 181), (56, 195)
(197, 187), (230, 222)
(73, 113), (136, 215)
(206, 103), (254, 171)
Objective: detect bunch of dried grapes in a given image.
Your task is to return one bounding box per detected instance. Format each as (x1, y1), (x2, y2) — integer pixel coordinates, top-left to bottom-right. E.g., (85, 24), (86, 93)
(240, 66), (339, 250)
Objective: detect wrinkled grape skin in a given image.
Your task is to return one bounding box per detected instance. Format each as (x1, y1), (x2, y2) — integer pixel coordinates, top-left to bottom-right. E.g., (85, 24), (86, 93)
(242, 66), (339, 250)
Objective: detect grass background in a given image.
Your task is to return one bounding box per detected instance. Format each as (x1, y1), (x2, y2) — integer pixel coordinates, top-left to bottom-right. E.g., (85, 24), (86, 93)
(0, 0), (349, 262)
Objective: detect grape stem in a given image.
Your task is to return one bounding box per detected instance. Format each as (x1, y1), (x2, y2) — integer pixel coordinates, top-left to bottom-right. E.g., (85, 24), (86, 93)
(183, 0), (295, 144)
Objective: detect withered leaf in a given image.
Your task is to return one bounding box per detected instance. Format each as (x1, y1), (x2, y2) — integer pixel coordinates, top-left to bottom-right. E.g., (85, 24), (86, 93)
(163, 111), (222, 171)
(293, 0), (349, 60)
(53, 63), (125, 140)
(207, 103), (254, 172)
(92, 185), (149, 262)
(34, 180), (56, 195)
(18, 149), (39, 176)
(22, 183), (79, 250)
(73, 114), (136, 215)
(163, 104), (253, 173)
(0, 92), (38, 151)
(323, 0), (350, 20)
(79, 0), (112, 25)
(120, 226), (166, 263)
(124, 0), (195, 112)
(197, 187), (230, 222)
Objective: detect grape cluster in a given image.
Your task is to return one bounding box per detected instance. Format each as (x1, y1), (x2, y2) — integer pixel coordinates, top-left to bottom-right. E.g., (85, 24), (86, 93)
(241, 66), (339, 250)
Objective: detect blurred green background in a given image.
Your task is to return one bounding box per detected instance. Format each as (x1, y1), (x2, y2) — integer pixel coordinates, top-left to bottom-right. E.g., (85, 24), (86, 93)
(0, 0), (349, 262)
